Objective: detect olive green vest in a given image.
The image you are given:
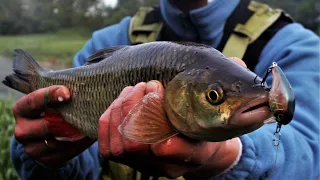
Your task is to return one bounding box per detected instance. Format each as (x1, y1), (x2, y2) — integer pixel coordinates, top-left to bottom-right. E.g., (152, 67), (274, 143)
(128, 1), (293, 71)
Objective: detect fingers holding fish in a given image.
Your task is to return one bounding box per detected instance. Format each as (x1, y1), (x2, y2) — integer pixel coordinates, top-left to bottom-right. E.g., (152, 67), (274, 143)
(109, 86), (136, 157)
(98, 81), (166, 156)
(98, 85), (135, 158)
(182, 137), (241, 179)
(229, 57), (247, 68)
(12, 85), (95, 168)
(120, 82), (157, 154)
(35, 137), (95, 168)
(148, 136), (239, 179)
(98, 101), (113, 158)
(13, 85), (70, 119)
(97, 81), (193, 178)
(23, 138), (64, 158)
(145, 80), (165, 95)
(120, 82), (147, 119)
(110, 83), (153, 156)
(150, 136), (219, 165)
(23, 140), (54, 158)
(13, 85), (70, 143)
(14, 117), (50, 143)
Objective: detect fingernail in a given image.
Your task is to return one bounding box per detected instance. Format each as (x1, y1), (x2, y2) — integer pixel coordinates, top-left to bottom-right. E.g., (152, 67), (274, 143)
(58, 97), (64, 102)
(62, 88), (70, 99)
(149, 80), (159, 91)
(56, 87), (70, 100)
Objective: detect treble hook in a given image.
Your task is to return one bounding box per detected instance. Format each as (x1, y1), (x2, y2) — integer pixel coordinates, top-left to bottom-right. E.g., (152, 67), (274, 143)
(258, 62), (278, 90)
(261, 62), (277, 85)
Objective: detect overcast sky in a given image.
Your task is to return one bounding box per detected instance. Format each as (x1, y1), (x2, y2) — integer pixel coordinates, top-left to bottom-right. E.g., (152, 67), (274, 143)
(103, 0), (117, 8)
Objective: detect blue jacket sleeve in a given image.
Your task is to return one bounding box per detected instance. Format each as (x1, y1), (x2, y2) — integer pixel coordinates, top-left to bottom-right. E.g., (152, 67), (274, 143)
(10, 17), (132, 180)
(73, 17), (132, 67)
(10, 137), (100, 180)
(216, 23), (320, 179)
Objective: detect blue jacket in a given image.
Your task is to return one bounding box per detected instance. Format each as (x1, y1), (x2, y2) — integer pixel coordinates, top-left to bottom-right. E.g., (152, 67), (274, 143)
(11, 0), (320, 179)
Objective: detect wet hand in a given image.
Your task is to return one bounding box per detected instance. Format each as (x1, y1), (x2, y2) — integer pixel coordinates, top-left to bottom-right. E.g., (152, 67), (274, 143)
(98, 57), (246, 178)
(13, 86), (95, 168)
(98, 81), (240, 178)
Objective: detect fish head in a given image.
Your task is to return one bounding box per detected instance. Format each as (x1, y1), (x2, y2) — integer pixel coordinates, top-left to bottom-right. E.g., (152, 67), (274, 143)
(164, 59), (272, 142)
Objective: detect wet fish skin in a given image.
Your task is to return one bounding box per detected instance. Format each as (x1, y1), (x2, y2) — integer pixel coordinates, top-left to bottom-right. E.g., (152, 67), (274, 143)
(163, 56), (271, 142)
(4, 42), (195, 139)
(3, 41), (271, 143)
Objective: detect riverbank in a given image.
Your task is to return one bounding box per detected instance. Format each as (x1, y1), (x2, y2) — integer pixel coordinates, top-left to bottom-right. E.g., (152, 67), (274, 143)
(0, 29), (90, 69)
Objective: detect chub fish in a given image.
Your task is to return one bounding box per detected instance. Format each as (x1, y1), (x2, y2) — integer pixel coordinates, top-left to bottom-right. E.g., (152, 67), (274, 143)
(2, 41), (295, 144)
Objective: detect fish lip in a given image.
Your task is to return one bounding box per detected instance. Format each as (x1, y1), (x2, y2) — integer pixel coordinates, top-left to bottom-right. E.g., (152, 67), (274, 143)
(228, 95), (272, 127)
(240, 95), (270, 114)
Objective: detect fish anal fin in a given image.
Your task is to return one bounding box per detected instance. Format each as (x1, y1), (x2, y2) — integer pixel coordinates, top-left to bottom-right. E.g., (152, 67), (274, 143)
(85, 46), (127, 65)
(118, 92), (178, 144)
(45, 111), (86, 142)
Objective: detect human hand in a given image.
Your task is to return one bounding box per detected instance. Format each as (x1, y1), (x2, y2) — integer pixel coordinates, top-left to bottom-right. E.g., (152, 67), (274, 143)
(98, 81), (241, 178)
(98, 57), (246, 178)
(13, 86), (95, 168)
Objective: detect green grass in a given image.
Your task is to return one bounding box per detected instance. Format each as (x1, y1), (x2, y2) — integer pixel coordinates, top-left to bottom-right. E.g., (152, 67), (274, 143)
(0, 29), (90, 68)
(0, 96), (19, 180)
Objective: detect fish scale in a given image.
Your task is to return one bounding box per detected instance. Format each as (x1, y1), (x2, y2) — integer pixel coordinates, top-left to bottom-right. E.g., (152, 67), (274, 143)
(4, 41), (290, 143)
(29, 42), (193, 138)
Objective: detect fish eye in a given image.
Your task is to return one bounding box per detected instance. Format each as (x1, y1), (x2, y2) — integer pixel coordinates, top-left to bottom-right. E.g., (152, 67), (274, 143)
(206, 85), (224, 105)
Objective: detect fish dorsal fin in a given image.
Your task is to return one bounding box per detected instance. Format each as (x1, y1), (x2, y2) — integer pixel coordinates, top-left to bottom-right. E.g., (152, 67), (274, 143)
(84, 46), (127, 65)
(173, 41), (213, 49)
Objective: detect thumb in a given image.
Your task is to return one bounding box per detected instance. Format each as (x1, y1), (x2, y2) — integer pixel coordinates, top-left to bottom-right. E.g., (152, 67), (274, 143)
(146, 80), (164, 95)
(230, 57), (247, 68)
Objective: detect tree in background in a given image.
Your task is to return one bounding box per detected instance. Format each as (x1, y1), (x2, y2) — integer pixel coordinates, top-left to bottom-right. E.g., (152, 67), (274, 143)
(0, 0), (102, 34)
(0, 0), (318, 35)
(0, 0), (24, 34)
(261, 0), (320, 34)
(99, 0), (159, 29)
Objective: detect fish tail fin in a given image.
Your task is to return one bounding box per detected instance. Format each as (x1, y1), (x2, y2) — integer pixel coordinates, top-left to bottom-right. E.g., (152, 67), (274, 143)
(2, 49), (45, 94)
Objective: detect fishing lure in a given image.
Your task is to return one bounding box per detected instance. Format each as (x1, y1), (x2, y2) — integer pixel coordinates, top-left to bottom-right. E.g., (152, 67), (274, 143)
(261, 62), (295, 148)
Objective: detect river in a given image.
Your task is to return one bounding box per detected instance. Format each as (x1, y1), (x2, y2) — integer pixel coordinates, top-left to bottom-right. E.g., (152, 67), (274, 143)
(0, 55), (24, 100)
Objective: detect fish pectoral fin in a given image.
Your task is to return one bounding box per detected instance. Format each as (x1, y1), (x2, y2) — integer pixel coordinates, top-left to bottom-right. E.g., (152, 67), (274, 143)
(45, 111), (86, 142)
(85, 46), (127, 65)
(118, 92), (178, 144)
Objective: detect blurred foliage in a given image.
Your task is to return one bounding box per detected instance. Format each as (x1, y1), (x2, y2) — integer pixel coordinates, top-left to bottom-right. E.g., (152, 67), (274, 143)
(0, 0), (160, 35)
(0, 29), (90, 68)
(0, 0), (101, 34)
(260, 0), (320, 34)
(0, 0), (318, 35)
(0, 0), (319, 35)
(100, 0), (159, 29)
(0, 96), (19, 180)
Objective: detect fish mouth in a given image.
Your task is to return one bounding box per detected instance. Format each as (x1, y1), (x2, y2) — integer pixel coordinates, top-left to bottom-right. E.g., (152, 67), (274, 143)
(228, 95), (274, 128)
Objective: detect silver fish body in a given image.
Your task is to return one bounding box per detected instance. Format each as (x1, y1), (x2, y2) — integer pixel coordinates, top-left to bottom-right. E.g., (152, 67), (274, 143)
(3, 41), (291, 143)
